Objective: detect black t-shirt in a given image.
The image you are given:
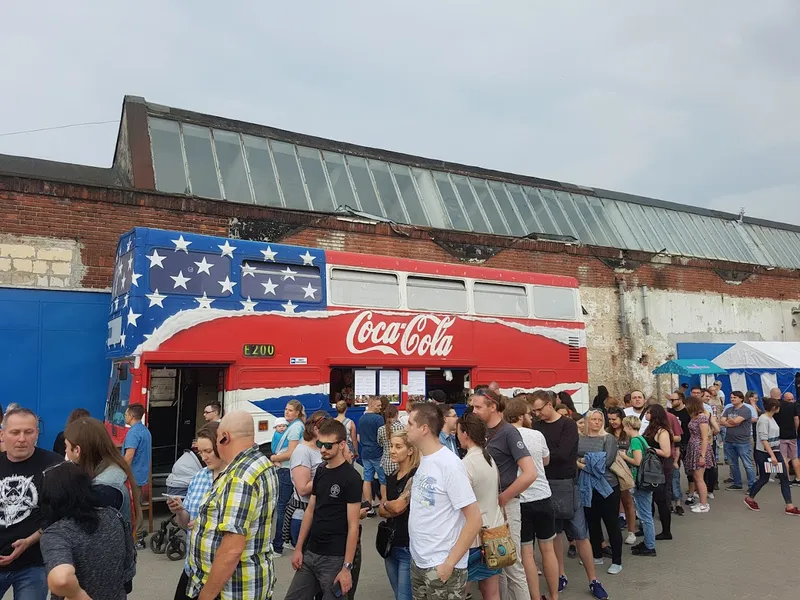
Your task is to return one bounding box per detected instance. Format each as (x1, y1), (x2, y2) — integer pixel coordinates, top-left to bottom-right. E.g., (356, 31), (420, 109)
(52, 432), (66, 458)
(385, 467), (416, 548)
(0, 448), (63, 571)
(775, 401), (800, 440)
(307, 461), (362, 556)
(669, 407), (691, 447)
(533, 416), (578, 481)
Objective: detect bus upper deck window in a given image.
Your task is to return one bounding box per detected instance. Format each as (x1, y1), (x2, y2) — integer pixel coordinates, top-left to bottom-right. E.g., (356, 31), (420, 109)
(407, 276), (466, 313)
(330, 269), (399, 308)
(532, 286), (577, 320)
(474, 282), (528, 317)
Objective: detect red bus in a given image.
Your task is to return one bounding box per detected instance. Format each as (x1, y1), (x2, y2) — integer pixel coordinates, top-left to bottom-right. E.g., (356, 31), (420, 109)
(104, 227), (586, 472)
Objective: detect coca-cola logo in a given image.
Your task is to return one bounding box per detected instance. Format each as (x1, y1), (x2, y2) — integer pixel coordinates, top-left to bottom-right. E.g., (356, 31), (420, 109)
(346, 311), (455, 357)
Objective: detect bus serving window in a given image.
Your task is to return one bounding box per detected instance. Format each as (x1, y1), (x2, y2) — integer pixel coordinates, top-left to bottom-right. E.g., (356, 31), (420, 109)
(532, 286), (577, 320)
(330, 269), (399, 308)
(474, 282), (528, 317)
(407, 276), (467, 313)
(105, 362), (133, 427)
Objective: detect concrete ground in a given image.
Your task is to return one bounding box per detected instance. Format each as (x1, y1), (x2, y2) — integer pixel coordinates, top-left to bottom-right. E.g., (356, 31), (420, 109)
(119, 475), (797, 600)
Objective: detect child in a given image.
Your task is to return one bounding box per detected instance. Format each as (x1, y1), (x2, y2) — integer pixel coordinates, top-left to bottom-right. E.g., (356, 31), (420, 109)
(271, 417), (288, 466)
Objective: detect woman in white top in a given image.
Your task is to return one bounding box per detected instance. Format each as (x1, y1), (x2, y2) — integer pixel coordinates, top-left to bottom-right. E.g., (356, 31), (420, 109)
(457, 413), (503, 600)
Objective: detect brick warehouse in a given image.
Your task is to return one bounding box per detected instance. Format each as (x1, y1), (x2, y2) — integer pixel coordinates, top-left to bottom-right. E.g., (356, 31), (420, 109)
(2, 95), (800, 409)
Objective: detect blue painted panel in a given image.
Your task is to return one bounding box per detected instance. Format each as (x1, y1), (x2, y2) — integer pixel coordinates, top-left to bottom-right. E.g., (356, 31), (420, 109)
(0, 288), (111, 450)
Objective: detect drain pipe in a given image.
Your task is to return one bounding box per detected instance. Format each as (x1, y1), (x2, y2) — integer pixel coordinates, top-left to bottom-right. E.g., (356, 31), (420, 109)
(641, 285), (651, 336)
(617, 280), (629, 338)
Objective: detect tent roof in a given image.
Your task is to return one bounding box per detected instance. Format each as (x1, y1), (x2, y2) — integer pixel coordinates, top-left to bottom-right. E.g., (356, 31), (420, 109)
(652, 359), (727, 376)
(713, 341), (800, 370)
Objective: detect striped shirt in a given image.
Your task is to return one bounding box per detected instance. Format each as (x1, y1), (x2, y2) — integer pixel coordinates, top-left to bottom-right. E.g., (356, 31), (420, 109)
(186, 445), (278, 600)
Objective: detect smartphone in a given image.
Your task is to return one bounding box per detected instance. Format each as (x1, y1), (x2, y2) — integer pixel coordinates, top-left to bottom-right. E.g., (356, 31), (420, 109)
(332, 581), (343, 598)
(163, 494), (185, 500)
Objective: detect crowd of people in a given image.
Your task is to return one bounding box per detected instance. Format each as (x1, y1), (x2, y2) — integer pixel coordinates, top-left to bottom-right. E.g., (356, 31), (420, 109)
(0, 379), (798, 600)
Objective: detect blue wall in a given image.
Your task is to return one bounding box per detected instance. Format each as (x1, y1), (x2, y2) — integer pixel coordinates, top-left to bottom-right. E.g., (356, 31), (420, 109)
(0, 288), (111, 450)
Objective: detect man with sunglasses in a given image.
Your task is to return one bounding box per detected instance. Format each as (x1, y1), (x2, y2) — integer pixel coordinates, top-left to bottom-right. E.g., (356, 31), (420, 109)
(0, 407), (62, 600)
(286, 419), (362, 600)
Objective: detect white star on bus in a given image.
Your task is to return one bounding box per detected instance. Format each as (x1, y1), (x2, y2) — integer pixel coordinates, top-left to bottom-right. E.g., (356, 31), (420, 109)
(218, 276), (236, 294)
(127, 308), (141, 328)
(147, 250), (166, 269)
(218, 241), (237, 258)
(172, 235), (191, 253)
(241, 263), (257, 277)
(170, 271), (191, 290)
(281, 266), (297, 281)
(282, 300), (297, 313)
(261, 278), (278, 295)
(302, 283), (317, 299)
(241, 297), (258, 312)
(300, 251), (315, 266)
(130, 272), (141, 287)
(194, 257), (214, 275)
(146, 290), (167, 308)
(261, 246), (277, 262)
(195, 292), (214, 309)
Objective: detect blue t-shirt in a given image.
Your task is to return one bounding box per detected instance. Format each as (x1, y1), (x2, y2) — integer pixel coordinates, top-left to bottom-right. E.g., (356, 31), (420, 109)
(359, 413), (384, 460)
(273, 420), (303, 454)
(122, 422), (152, 486)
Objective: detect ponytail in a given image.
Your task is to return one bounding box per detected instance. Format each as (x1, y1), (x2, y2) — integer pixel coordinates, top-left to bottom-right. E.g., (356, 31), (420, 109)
(457, 413), (493, 467)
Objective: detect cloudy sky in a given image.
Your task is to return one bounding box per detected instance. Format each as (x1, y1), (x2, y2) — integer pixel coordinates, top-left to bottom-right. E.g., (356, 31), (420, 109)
(1, 1), (798, 225)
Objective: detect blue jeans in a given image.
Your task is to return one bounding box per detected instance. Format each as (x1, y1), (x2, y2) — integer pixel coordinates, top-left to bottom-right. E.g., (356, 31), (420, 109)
(384, 546), (412, 600)
(671, 468), (682, 502)
(632, 488), (655, 550)
(273, 468), (293, 552)
(725, 441), (756, 489)
(0, 566), (48, 600)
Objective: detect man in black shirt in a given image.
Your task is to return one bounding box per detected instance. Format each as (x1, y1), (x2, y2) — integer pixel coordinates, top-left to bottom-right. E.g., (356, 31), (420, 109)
(286, 419), (362, 600)
(0, 408), (62, 599)
(668, 392), (691, 514)
(775, 392), (800, 484)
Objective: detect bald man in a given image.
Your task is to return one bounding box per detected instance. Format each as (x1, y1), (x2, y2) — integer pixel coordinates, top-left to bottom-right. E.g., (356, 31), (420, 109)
(770, 388), (782, 400)
(184, 411), (278, 600)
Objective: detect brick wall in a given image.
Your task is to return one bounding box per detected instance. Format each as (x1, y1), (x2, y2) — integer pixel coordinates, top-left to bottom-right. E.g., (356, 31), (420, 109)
(2, 174), (799, 301)
(0, 234), (82, 288)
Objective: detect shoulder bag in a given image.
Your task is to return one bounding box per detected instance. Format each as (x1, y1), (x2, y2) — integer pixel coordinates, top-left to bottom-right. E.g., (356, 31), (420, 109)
(479, 461), (517, 569)
(548, 478), (576, 520)
(610, 453), (635, 491)
(375, 520), (395, 559)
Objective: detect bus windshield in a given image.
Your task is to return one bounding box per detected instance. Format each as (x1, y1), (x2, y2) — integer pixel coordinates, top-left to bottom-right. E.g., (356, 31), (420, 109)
(105, 361), (133, 427)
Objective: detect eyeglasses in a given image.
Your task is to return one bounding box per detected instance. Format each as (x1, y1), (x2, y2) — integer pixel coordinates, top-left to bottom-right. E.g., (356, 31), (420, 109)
(316, 440), (341, 450)
(203, 409), (216, 415)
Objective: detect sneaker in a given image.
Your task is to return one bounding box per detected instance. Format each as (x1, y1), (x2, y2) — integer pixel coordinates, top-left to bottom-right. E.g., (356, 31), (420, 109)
(136, 540), (146, 550)
(624, 531), (637, 544)
(607, 563), (623, 575)
(558, 575), (568, 592)
(707, 492), (715, 500)
(655, 532), (673, 541)
(589, 579), (609, 599)
(618, 515), (627, 529)
(602, 546), (613, 558)
(726, 484), (743, 491)
(723, 477), (733, 484)
(698, 503), (710, 513)
(684, 494), (698, 506)
(785, 506), (800, 516)
(579, 557), (604, 566)
(567, 544), (577, 558)
(690, 503), (703, 513)
(366, 508), (377, 518)
(792, 480), (800, 487)
(743, 497), (760, 511)
(638, 547), (657, 557)
(634, 530), (644, 537)
(675, 505), (685, 516)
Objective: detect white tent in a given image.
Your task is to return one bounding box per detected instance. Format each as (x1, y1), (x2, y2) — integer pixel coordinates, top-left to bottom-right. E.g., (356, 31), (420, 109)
(714, 341), (800, 396)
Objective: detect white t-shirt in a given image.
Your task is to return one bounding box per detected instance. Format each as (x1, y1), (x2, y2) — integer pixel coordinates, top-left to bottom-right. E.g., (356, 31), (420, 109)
(624, 406), (649, 434)
(409, 446), (477, 569)
(517, 428), (551, 502)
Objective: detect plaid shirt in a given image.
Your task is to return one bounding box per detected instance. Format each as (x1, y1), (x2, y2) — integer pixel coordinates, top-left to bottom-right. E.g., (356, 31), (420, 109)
(186, 445), (278, 600)
(378, 421), (405, 476)
(183, 467), (214, 520)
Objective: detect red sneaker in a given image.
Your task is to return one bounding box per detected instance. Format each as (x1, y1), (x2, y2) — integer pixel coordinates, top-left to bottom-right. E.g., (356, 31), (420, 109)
(744, 497), (760, 511)
(785, 506), (800, 516)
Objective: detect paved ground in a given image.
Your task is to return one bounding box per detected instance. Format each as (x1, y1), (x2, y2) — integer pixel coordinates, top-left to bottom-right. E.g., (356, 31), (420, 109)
(117, 474), (797, 600)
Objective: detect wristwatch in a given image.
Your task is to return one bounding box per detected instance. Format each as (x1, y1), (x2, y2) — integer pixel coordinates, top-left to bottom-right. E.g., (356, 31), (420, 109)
(343, 562), (354, 570)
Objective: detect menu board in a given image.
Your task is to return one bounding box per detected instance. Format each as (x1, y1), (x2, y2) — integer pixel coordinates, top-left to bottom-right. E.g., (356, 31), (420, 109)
(407, 370), (426, 397)
(354, 369), (377, 397)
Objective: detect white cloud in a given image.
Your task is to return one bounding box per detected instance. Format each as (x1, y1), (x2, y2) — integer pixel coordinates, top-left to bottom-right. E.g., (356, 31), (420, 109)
(0, 0), (798, 225)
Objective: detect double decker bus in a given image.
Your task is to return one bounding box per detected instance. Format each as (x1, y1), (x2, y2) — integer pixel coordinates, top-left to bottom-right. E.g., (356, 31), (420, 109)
(104, 227), (586, 475)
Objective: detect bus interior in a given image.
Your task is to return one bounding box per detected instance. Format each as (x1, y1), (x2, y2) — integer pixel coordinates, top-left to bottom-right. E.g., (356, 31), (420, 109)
(329, 366), (471, 406)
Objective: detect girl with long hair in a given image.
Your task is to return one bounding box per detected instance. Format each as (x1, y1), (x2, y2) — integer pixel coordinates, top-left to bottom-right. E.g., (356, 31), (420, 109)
(684, 397), (712, 513)
(621, 416), (656, 556)
(642, 404), (674, 540)
(270, 399), (306, 555)
(40, 461), (135, 600)
(606, 407), (636, 544)
(65, 417), (139, 532)
(335, 400), (357, 458)
(457, 413), (503, 600)
(378, 405), (404, 500)
(379, 430), (421, 600)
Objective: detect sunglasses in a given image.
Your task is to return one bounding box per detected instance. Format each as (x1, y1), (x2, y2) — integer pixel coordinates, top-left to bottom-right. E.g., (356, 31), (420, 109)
(316, 440), (342, 450)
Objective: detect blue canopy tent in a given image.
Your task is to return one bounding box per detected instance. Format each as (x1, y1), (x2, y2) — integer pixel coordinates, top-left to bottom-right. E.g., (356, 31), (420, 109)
(713, 342), (800, 398)
(652, 359), (728, 377)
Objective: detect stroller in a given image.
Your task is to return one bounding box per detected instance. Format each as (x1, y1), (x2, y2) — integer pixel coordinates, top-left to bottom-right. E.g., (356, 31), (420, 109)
(150, 449), (202, 561)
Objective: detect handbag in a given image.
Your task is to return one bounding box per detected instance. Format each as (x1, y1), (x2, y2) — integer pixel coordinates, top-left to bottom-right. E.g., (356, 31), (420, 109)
(610, 454), (635, 491)
(375, 520), (395, 559)
(548, 478), (576, 520)
(479, 461), (517, 569)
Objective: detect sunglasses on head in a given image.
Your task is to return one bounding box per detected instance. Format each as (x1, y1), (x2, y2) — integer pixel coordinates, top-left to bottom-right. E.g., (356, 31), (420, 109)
(316, 440), (341, 450)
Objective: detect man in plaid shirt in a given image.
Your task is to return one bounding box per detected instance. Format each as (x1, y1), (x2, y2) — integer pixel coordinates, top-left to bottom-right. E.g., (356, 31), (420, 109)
(185, 411), (278, 600)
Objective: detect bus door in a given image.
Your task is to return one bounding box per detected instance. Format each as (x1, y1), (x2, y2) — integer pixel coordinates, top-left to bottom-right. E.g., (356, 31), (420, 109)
(145, 364), (225, 479)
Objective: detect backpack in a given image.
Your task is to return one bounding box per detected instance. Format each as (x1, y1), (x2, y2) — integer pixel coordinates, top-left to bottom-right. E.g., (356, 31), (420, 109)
(637, 447), (665, 490)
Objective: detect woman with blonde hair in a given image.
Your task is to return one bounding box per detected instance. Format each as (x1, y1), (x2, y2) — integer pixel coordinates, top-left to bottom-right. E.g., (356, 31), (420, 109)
(378, 430), (420, 600)
(270, 399), (306, 555)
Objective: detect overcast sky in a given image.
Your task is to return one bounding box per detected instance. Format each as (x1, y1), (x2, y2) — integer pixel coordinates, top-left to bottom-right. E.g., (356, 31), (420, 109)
(1, 1), (798, 225)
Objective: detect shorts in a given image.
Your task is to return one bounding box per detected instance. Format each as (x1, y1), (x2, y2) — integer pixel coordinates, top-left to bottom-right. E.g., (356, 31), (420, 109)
(362, 457), (386, 485)
(467, 547), (501, 582)
(553, 499), (588, 541)
(520, 498), (556, 544)
(780, 439), (798, 460)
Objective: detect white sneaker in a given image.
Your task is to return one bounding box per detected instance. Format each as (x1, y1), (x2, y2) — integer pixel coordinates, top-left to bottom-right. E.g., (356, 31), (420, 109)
(607, 563), (623, 575)
(579, 558), (604, 566)
(624, 532), (637, 544)
(691, 503), (710, 513)
(707, 492), (715, 499)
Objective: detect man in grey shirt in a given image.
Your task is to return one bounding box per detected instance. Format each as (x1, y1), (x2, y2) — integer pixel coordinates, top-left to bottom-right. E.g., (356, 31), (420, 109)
(472, 390), (536, 600)
(721, 391), (756, 492)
